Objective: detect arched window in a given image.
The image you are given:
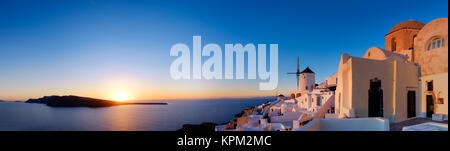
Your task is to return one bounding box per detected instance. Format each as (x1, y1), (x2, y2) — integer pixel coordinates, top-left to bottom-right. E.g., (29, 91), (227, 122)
(426, 36), (446, 51)
(391, 38), (397, 52)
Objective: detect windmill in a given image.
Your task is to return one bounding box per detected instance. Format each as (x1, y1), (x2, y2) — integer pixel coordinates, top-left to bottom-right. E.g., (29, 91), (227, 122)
(287, 56), (301, 90)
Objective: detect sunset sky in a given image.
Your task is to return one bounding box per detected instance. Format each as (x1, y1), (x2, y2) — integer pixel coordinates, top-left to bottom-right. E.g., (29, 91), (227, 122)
(0, 0), (448, 101)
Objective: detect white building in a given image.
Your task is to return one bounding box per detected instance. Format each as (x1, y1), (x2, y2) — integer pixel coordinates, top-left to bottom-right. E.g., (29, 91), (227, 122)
(334, 18), (448, 123)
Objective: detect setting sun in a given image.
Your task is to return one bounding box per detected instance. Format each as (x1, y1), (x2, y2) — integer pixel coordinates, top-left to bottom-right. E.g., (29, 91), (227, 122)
(114, 92), (129, 102)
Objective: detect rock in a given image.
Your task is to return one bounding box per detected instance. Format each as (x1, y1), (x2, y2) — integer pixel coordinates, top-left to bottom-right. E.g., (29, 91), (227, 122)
(25, 96), (57, 104)
(225, 121), (237, 129)
(25, 95), (120, 107)
(234, 108), (253, 118)
(25, 95), (167, 107)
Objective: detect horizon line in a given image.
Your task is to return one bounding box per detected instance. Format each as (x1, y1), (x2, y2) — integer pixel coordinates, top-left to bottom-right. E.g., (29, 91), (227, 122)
(0, 95), (278, 102)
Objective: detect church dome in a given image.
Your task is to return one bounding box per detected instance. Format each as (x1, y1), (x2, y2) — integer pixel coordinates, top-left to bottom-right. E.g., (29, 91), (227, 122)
(388, 20), (425, 34)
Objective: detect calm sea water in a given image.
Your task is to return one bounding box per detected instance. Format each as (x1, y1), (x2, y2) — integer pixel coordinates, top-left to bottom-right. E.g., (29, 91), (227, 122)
(0, 98), (273, 131)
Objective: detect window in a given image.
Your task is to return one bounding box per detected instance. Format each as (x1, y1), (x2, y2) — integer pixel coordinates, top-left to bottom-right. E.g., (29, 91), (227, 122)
(427, 81), (433, 91)
(391, 38), (397, 52)
(317, 97), (321, 106)
(426, 36), (446, 51)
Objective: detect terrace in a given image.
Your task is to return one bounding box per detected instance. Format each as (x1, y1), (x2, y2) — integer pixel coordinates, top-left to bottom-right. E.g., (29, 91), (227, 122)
(389, 117), (448, 131)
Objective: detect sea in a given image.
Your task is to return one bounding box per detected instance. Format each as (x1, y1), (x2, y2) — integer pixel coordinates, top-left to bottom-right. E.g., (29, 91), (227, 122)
(0, 97), (274, 131)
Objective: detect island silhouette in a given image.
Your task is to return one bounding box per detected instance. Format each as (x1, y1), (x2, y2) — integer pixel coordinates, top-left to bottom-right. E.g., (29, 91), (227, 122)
(25, 95), (167, 107)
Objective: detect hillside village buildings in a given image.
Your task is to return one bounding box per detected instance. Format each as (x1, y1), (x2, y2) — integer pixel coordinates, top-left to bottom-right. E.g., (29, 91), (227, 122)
(216, 18), (448, 131)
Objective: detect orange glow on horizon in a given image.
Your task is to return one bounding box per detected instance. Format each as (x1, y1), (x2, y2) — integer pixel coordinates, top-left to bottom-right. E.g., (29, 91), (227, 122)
(113, 92), (129, 102)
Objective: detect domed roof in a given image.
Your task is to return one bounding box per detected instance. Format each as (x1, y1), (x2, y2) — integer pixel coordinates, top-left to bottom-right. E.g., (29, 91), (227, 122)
(363, 47), (408, 61)
(388, 20), (425, 34)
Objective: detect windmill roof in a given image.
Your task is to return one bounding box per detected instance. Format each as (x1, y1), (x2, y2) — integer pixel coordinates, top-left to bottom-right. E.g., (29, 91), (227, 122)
(300, 67), (314, 74)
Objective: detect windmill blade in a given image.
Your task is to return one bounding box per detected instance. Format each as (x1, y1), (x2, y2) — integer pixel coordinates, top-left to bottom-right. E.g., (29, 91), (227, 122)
(287, 56), (302, 90)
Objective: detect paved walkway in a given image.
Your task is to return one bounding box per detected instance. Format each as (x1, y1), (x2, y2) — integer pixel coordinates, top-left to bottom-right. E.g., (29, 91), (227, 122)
(390, 117), (448, 131)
